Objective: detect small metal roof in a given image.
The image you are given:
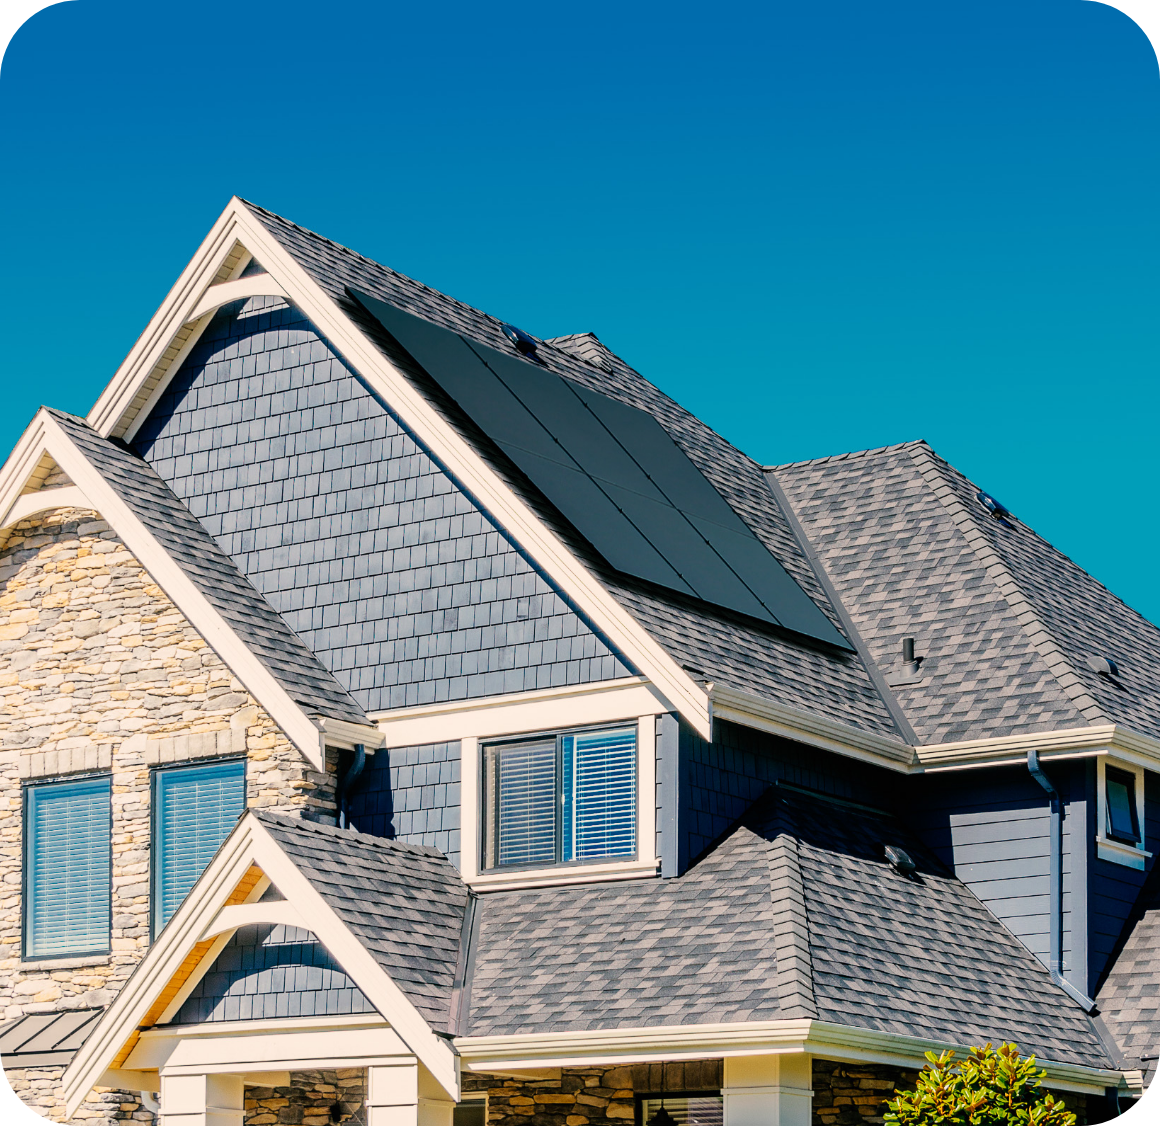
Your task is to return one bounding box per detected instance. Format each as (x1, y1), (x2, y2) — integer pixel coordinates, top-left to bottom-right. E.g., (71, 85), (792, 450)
(0, 1008), (103, 1069)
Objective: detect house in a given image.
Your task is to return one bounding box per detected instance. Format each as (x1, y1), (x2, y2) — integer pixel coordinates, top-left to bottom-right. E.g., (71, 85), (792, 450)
(0, 197), (1156, 1126)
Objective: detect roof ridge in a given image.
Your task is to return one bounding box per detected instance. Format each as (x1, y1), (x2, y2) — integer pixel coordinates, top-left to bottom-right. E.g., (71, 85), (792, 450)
(253, 809), (450, 859)
(764, 438), (931, 472)
(763, 805), (818, 1020)
(906, 443), (1110, 726)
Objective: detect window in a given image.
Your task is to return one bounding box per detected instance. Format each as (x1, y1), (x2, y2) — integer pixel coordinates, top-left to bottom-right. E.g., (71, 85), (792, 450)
(153, 759), (246, 934)
(638, 1096), (723, 1126)
(1105, 766), (1141, 845)
(24, 776), (112, 959)
(482, 726), (636, 870)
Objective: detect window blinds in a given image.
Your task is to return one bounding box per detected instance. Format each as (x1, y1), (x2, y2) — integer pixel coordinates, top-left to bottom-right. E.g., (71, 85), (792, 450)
(25, 777), (111, 958)
(485, 726), (636, 869)
(154, 761), (246, 932)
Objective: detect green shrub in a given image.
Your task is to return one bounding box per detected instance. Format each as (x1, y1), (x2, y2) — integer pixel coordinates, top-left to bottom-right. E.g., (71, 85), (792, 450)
(885, 1042), (1077, 1126)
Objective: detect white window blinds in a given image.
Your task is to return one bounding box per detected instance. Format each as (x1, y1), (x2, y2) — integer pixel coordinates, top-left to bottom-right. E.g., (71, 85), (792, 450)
(484, 725), (636, 870)
(25, 776), (112, 958)
(154, 760), (246, 933)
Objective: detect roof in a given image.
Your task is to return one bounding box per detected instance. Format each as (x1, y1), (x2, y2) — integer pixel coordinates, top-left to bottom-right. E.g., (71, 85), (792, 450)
(1096, 863), (1160, 1081)
(0, 1009), (103, 1069)
(771, 441), (1160, 745)
(254, 810), (469, 1031)
(465, 785), (1112, 1070)
(241, 201), (904, 742)
(48, 410), (368, 726)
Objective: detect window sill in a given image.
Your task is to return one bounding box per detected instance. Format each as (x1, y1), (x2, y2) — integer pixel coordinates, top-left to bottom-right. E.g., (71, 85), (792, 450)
(1097, 836), (1151, 870)
(19, 954), (112, 971)
(467, 857), (660, 892)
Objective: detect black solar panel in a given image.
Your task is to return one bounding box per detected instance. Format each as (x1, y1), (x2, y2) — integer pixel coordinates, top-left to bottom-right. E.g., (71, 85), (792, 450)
(350, 288), (851, 649)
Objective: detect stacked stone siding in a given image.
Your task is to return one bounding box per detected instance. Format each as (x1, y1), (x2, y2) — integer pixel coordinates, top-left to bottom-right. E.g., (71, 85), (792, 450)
(245, 1069), (367, 1126)
(0, 506), (339, 1122)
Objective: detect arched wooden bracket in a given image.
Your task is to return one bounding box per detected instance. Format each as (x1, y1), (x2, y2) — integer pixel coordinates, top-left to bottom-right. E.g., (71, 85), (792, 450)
(188, 275), (289, 323)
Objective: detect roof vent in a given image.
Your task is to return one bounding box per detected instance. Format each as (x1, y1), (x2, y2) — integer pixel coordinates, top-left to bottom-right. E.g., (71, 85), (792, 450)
(1087, 655), (1120, 678)
(976, 490), (1014, 526)
(884, 844), (916, 876)
(501, 323), (538, 355)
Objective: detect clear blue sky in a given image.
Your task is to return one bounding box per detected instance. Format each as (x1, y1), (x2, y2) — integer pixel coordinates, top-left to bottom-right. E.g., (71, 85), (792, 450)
(2, 0), (1158, 622)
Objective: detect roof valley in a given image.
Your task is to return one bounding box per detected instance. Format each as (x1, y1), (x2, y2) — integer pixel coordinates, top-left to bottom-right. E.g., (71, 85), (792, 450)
(906, 444), (1110, 727)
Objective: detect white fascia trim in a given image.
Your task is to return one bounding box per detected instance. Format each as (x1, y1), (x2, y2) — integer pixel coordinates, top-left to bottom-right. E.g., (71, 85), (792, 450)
(370, 677), (669, 748)
(915, 725), (1160, 774)
(321, 716), (386, 751)
(20, 409), (329, 770)
(86, 198), (711, 740)
(710, 684), (916, 771)
(187, 275), (288, 322)
(456, 1018), (1123, 1095)
(467, 858), (660, 893)
(61, 812), (458, 1116)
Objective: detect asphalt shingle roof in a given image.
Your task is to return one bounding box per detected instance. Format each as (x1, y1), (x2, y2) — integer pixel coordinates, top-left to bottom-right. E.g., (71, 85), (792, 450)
(465, 786), (1112, 1070)
(771, 441), (1160, 745)
(243, 201), (904, 742)
(256, 810), (469, 1031)
(49, 410), (367, 725)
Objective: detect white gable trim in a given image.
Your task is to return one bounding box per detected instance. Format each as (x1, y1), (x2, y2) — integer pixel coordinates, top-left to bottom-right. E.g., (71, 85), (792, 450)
(0, 408), (352, 769)
(62, 812), (459, 1115)
(85, 198), (712, 739)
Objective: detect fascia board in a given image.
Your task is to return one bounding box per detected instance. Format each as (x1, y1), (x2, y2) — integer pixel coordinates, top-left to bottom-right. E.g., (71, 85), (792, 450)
(456, 1018), (1121, 1095)
(0, 412), (53, 523)
(126, 200), (711, 740)
(710, 684), (916, 771)
(910, 725), (1160, 773)
(244, 817), (460, 1098)
(35, 409), (328, 769)
(62, 819), (264, 1117)
(86, 207), (248, 438)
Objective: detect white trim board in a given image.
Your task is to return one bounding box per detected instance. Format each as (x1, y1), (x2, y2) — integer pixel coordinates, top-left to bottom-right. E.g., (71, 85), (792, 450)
(0, 408), (382, 769)
(61, 812), (460, 1117)
(83, 197), (712, 740)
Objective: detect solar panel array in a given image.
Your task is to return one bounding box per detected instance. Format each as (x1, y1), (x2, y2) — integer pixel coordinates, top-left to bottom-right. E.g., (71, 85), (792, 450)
(351, 288), (850, 649)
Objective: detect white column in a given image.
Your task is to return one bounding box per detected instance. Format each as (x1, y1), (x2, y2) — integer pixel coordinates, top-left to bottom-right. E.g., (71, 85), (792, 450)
(723, 1055), (813, 1126)
(159, 1073), (244, 1126)
(367, 1060), (421, 1126)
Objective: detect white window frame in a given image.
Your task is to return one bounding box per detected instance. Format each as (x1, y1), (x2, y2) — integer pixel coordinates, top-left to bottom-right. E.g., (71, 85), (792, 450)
(459, 713), (659, 891)
(1096, 757), (1151, 870)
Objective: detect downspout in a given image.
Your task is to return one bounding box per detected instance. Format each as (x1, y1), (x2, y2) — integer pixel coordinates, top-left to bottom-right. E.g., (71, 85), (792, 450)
(1027, 749), (1098, 1012)
(139, 1091), (159, 1116)
(336, 744), (366, 830)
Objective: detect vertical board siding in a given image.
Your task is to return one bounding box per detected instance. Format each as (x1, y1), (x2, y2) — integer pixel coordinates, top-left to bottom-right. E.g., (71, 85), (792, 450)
(133, 297), (631, 713)
(346, 741), (461, 868)
(1090, 769), (1159, 990)
(171, 922), (375, 1024)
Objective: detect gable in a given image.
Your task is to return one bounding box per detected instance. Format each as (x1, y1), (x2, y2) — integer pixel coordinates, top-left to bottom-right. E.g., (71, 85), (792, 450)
(131, 294), (633, 714)
(169, 921), (376, 1025)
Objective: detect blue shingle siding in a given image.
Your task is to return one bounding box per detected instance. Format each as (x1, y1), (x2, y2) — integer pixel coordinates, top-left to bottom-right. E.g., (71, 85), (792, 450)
(132, 298), (632, 713)
(346, 742), (461, 868)
(170, 922), (375, 1024)
(683, 720), (893, 866)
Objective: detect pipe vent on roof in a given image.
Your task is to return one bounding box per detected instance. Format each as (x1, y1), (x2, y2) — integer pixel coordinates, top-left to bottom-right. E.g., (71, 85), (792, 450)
(1087, 655), (1120, 678)
(884, 844), (916, 876)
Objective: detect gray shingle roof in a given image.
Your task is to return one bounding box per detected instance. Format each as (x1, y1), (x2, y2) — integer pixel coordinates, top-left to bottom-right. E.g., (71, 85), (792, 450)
(255, 810), (469, 1031)
(243, 201), (903, 742)
(0, 1008), (103, 1068)
(771, 441), (1160, 745)
(465, 786), (1112, 1070)
(1096, 867), (1160, 1080)
(48, 410), (367, 725)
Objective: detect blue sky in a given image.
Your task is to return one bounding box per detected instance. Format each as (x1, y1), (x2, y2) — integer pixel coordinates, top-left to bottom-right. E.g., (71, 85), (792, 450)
(1, 0), (1158, 622)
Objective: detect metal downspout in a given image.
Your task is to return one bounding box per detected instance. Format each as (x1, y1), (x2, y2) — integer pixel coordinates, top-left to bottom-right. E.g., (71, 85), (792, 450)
(337, 743), (366, 830)
(1027, 749), (1098, 1013)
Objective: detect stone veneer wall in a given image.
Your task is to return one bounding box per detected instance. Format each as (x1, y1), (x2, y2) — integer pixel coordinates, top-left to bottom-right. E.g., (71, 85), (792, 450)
(0, 506), (339, 1123)
(245, 1069), (367, 1126)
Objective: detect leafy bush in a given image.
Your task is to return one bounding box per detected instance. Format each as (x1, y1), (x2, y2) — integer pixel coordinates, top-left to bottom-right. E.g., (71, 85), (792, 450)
(885, 1042), (1077, 1126)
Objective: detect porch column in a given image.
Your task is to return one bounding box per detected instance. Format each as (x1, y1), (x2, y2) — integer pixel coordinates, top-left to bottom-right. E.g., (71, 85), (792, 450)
(723, 1055), (813, 1126)
(158, 1073), (244, 1126)
(367, 1061), (455, 1126)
